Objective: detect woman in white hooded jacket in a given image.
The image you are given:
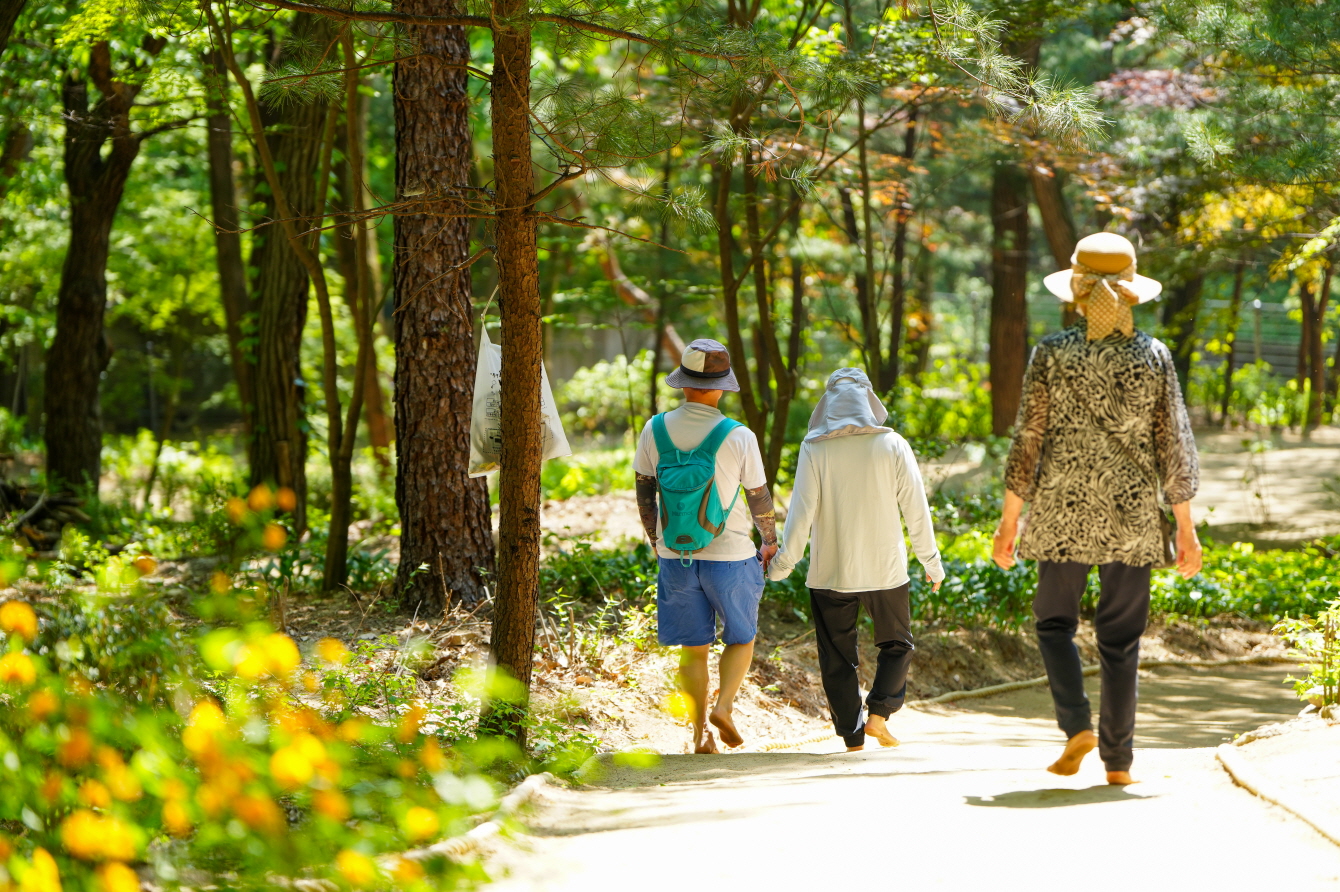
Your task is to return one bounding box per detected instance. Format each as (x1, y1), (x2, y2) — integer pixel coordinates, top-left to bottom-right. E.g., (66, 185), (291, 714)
(769, 369), (944, 750)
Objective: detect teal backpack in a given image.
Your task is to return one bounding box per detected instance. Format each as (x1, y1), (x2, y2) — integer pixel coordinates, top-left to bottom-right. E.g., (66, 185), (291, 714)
(652, 414), (743, 565)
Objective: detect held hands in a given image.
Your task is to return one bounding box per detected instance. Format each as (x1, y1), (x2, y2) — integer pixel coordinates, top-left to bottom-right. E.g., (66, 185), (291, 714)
(758, 543), (779, 574)
(1176, 524), (1202, 580)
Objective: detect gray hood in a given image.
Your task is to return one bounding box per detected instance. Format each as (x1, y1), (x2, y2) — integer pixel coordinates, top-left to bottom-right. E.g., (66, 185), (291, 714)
(805, 368), (889, 442)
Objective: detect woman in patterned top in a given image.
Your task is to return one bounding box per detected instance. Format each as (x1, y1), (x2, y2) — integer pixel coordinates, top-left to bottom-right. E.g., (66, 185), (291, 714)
(992, 232), (1202, 786)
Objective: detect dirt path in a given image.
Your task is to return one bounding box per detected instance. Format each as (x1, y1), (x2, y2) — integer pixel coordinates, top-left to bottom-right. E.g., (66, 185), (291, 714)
(490, 663), (1340, 891)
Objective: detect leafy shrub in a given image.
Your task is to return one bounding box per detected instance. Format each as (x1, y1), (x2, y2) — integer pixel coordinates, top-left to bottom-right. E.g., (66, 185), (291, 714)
(1273, 600), (1340, 707)
(1149, 538), (1340, 621)
(554, 351), (677, 443)
(541, 449), (636, 501)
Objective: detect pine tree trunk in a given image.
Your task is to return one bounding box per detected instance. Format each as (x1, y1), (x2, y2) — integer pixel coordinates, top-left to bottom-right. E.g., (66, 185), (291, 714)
(246, 14), (332, 533)
(484, 0), (542, 742)
(202, 50), (255, 437)
(989, 163), (1030, 436)
(45, 44), (160, 491)
(392, 0), (494, 612)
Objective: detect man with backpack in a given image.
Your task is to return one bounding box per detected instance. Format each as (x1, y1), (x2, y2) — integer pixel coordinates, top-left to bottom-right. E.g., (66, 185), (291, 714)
(634, 339), (778, 754)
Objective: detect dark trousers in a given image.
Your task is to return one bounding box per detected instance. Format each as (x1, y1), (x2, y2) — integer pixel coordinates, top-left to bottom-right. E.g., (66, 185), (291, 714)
(810, 584), (914, 748)
(1034, 561), (1151, 772)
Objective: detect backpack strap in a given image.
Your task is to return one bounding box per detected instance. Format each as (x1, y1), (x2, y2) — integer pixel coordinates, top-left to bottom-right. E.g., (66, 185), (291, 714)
(650, 413), (677, 460)
(694, 417), (742, 458)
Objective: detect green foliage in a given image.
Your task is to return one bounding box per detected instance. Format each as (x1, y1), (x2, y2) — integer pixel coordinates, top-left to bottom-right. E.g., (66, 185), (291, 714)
(542, 449), (636, 501)
(554, 350), (677, 444)
(1273, 600), (1340, 708)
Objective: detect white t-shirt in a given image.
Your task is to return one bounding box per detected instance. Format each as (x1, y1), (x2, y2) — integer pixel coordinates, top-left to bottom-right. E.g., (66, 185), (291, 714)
(633, 402), (766, 562)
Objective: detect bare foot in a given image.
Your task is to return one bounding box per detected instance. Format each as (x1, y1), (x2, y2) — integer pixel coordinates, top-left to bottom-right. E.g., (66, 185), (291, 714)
(1106, 771), (1137, 785)
(864, 714), (900, 748)
(845, 745), (865, 752)
(694, 730), (718, 754)
(1046, 730), (1096, 776)
(709, 710), (743, 748)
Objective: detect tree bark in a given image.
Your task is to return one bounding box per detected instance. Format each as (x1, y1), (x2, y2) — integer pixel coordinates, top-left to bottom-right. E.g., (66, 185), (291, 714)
(0, 0), (26, 61)
(1220, 261), (1245, 427)
(46, 39), (163, 491)
(1028, 159), (1079, 328)
(989, 162), (1030, 436)
(202, 49), (255, 438)
(245, 14), (333, 534)
(392, 0), (494, 612)
(838, 187), (875, 375)
(881, 110), (918, 392)
(484, 0), (542, 743)
(1161, 274), (1202, 392)
(1302, 262), (1331, 433)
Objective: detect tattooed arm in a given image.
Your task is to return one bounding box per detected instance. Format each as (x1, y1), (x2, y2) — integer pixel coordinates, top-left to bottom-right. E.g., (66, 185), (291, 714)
(744, 484), (778, 547)
(635, 473), (659, 547)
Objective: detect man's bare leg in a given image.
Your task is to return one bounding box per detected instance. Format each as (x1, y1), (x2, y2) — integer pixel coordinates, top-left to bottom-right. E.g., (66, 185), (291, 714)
(864, 713), (900, 747)
(1046, 729), (1097, 776)
(678, 645), (716, 753)
(708, 640), (754, 748)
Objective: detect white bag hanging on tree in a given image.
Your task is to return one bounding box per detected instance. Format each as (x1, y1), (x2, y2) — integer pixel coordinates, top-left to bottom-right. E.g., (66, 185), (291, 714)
(469, 327), (571, 477)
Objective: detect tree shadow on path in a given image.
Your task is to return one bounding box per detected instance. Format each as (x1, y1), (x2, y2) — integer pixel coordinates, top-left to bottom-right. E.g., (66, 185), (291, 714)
(965, 785), (1155, 809)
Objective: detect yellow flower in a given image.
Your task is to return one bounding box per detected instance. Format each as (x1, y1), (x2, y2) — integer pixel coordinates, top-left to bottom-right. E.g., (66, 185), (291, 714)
(392, 858), (424, 883)
(59, 810), (136, 861)
(660, 691), (693, 722)
(19, 848), (61, 892)
(225, 497), (247, 525)
(397, 703), (426, 743)
(233, 793), (283, 832)
(0, 600), (38, 641)
(261, 523), (287, 551)
(313, 789), (350, 822)
(162, 800), (192, 837)
(260, 633), (300, 677)
(419, 738), (447, 773)
(337, 718), (369, 743)
(182, 701), (227, 754)
(0, 652), (37, 686)
(276, 487), (298, 512)
(248, 484), (274, 512)
(335, 850), (377, 887)
(97, 862), (139, 892)
(403, 806), (439, 841)
(103, 765), (142, 802)
(77, 779), (111, 809)
(210, 570), (232, 594)
(269, 734), (325, 789)
(316, 637), (349, 665)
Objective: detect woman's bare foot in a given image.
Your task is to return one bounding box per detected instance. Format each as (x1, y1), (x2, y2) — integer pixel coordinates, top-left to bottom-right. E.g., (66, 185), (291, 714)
(1046, 730), (1096, 776)
(845, 744), (865, 752)
(709, 710), (743, 748)
(694, 730), (719, 754)
(1106, 771), (1137, 785)
(864, 714), (900, 748)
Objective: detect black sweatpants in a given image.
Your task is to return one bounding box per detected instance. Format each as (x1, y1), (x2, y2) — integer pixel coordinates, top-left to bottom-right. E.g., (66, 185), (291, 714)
(810, 584), (913, 748)
(1034, 561), (1151, 772)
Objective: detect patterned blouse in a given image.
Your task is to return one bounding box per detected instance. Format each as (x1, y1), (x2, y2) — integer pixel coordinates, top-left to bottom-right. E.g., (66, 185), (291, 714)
(1003, 322), (1199, 567)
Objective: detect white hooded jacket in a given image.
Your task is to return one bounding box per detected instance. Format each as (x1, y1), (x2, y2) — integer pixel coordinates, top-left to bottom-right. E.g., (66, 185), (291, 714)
(769, 369), (944, 591)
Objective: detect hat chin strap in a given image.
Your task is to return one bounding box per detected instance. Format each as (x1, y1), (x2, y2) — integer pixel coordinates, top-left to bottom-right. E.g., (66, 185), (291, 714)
(1070, 261), (1139, 340)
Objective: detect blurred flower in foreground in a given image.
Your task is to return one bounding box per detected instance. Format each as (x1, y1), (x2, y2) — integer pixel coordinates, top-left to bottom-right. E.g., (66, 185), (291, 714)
(276, 487), (298, 512)
(0, 600), (38, 641)
(97, 862), (140, 892)
(59, 810), (136, 861)
(261, 523), (287, 551)
(248, 484), (274, 512)
(403, 806), (439, 841)
(225, 497), (247, 525)
(660, 691), (693, 722)
(0, 651), (36, 686)
(336, 850), (377, 887)
(316, 637), (349, 665)
(20, 848), (61, 892)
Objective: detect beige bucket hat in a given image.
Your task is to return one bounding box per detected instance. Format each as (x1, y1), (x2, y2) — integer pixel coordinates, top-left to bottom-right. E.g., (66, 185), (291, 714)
(1043, 232), (1162, 339)
(664, 339), (740, 392)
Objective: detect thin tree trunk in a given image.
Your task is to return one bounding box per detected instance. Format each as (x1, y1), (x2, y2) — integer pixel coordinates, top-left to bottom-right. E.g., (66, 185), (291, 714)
(0, 0), (26, 60)
(882, 109), (918, 392)
(855, 102), (881, 388)
(989, 163), (1030, 436)
(244, 15), (333, 534)
(1028, 160), (1079, 328)
(1220, 261), (1245, 427)
(787, 184), (805, 377)
(838, 187), (875, 374)
(202, 49), (255, 438)
(1303, 262), (1331, 433)
(46, 39), (164, 491)
(743, 151), (791, 486)
(484, 0), (542, 743)
(0, 122), (33, 205)
(1161, 274), (1202, 392)
(392, 0), (494, 612)
(715, 156), (764, 434)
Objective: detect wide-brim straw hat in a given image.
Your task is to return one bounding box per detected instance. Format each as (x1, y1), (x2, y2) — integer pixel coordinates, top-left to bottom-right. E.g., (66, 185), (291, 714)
(665, 338), (740, 392)
(1043, 232), (1163, 303)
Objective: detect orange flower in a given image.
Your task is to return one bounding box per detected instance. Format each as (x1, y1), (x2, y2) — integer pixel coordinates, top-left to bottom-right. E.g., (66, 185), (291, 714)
(276, 487), (298, 512)
(397, 703), (426, 744)
(261, 523), (287, 552)
(57, 728), (93, 768)
(97, 862), (139, 892)
(27, 689), (58, 721)
(59, 810), (136, 861)
(225, 497), (247, 524)
(162, 800), (192, 837)
(247, 484), (274, 512)
(392, 858), (425, 883)
(20, 847), (61, 892)
(419, 738), (447, 773)
(39, 771), (63, 803)
(269, 734), (325, 789)
(315, 637), (348, 665)
(0, 600), (37, 641)
(103, 765), (142, 802)
(77, 779), (111, 809)
(0, 652), (37, 686)
(335, 850), (376, 887)
(403, 806), (439, 841)
(313, 789), (350, 822)
(233, 793), (283, 832)
(131, 555), (157, 577)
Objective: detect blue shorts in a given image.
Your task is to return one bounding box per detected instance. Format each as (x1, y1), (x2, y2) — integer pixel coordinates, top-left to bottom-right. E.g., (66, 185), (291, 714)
(656, 556), (765, 647)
